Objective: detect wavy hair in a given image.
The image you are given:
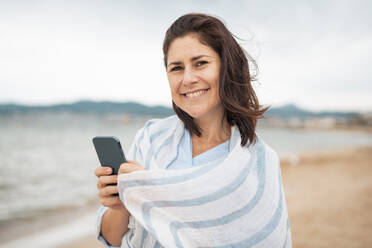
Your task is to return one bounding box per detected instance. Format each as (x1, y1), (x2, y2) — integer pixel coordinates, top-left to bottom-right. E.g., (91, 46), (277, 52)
(163, 13), (268, 146)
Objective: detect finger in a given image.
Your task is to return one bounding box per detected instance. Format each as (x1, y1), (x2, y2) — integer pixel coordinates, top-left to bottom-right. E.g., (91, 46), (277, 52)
(99, 175), (118, 185)
(103, 185), (119, 197)
(96, 180), (102, 190)
(94, 166), (112, 177)
(98, 186), (117, 198)
(127, 160), (143, 168)
(118, 163), (130, 174)
(118, 165), (133, 174)
(96, 181), (109, 191)
(100, 195), (120, 207)
(118, 163), (144, 174)
(119, 162), (145, 174)
(121, 160), (142, 168)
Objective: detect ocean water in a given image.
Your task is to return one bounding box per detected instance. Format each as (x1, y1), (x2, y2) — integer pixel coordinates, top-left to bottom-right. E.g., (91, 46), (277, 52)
(0, 113), (371, 222)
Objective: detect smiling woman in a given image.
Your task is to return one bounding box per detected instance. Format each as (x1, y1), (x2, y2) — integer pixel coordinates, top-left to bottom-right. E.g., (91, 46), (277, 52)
(94, 13), (292, 248)
(163, 14), (267, 147)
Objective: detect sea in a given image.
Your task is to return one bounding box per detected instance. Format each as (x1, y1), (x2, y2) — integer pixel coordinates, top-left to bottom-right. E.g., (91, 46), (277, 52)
(0, 112), (371, 223)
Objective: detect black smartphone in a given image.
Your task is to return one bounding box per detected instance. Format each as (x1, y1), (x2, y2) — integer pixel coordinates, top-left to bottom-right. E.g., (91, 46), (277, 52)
(92, 136), (127, 175)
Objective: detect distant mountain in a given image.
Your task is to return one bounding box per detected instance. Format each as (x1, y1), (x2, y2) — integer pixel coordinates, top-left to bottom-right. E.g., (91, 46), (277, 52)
(0, 101), (360, 119)
(265, 103), (358, 119)
(0, 100), (174, 116)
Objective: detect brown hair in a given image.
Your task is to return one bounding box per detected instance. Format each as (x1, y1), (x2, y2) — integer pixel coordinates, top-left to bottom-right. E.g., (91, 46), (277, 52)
(163, 13), (268, 146)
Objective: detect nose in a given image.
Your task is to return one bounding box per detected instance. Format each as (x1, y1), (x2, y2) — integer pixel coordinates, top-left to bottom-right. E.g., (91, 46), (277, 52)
(182, 67), (198, 87)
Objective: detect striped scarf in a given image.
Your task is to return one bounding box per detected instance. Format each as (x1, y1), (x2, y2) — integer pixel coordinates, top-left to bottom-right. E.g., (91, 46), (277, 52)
(117, 116), (291, 248)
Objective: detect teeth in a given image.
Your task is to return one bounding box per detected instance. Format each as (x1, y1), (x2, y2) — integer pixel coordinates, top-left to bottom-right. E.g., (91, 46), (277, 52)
(186, 89), (207, 98)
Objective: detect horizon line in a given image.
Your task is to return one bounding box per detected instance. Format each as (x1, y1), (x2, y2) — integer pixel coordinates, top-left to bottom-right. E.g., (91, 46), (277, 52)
(0, 99), (368, 114)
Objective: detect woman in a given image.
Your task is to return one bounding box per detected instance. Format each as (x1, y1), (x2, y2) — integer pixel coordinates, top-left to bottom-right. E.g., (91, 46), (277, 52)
(95, 13), (291, 248)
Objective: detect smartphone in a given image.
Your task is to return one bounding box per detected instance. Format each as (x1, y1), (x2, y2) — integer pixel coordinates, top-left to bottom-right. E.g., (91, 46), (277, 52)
(92, 136), (127, 175)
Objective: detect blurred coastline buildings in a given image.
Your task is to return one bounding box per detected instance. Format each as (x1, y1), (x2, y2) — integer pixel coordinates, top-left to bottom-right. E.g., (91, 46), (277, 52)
(260, 103), (372, 131)
(262, 113), (372, 130)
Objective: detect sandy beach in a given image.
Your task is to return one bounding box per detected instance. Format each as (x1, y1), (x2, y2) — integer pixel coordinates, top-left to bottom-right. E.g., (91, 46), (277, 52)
(281, 146), (372, 248)
(1, 146), (371, 248)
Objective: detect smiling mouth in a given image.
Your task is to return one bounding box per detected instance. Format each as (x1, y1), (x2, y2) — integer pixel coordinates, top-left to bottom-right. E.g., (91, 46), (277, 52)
(182, 89), (209, 99)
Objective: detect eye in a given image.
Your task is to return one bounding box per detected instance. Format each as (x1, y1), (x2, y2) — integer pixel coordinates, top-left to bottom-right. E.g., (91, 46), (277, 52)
(170, 66), (183, 72)
(196, 61), (208, 67)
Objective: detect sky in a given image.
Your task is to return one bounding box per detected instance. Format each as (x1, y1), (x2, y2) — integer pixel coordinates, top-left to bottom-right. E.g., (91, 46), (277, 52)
(0, 0), (371, 112)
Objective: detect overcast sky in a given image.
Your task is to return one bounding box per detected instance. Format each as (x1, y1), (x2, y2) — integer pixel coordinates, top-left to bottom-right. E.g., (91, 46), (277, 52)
(0, 0), (371, 112)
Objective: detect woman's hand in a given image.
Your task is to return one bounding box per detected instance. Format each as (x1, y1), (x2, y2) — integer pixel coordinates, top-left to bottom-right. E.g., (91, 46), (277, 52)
(94, 166), (125, 210)
(94, 161), (145, 210)
(118, 160), (146, 175)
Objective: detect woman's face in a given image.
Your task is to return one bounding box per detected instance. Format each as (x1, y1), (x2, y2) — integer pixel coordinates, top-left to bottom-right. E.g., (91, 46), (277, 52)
(166, 34), (223, 120)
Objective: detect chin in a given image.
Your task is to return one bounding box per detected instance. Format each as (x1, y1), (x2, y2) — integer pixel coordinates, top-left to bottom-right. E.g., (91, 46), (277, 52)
(183, 107), (209, 119)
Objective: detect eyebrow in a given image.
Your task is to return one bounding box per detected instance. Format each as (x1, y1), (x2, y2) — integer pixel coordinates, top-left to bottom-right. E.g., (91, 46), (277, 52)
(167, 55), (211, 67)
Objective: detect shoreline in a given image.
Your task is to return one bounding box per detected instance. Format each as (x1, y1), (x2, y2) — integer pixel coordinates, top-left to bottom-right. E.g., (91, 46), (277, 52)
(259, 121), (372, 134)
(1, 145), (371, 248)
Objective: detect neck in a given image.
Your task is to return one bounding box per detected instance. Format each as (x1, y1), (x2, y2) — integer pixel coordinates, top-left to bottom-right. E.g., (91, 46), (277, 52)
(193, 109), (231, 144)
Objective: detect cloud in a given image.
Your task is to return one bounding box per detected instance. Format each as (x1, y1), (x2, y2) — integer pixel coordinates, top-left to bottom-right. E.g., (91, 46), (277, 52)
(0, 0), (371, 111)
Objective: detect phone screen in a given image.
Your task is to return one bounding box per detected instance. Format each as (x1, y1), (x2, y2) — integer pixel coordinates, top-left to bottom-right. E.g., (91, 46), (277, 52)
(93, 136), (127, 175)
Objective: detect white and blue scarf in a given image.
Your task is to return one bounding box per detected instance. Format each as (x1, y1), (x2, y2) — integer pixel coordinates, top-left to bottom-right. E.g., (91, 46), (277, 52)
(117, 115), (291, 248)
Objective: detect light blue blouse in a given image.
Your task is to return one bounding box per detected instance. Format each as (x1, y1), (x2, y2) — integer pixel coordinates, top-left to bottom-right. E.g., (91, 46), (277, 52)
(167, 129), (230, 169)
(97, 129), (230, 247)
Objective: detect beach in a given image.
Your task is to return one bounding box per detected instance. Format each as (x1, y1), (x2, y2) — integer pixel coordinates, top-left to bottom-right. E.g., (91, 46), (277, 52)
(1, 145), (371, 248)
(281, 146), (372, 248)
